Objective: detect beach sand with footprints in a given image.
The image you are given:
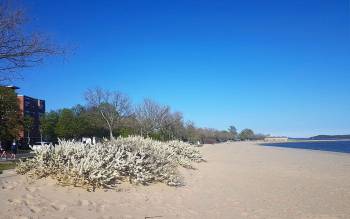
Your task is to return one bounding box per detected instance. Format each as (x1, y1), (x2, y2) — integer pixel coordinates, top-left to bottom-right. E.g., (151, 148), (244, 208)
(1, 142), (350, 219)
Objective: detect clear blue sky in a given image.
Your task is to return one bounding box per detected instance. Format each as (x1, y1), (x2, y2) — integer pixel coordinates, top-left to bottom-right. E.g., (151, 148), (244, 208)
(16, 0), (349, 137)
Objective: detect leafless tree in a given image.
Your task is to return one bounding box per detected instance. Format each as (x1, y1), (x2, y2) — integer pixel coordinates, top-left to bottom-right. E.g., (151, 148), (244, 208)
(84, 87), (132, 139)
(161, 111), (184, 140)
(135, 99), (170, 137)
(0, 2), (63, 83)
(184, 121), (199, 143)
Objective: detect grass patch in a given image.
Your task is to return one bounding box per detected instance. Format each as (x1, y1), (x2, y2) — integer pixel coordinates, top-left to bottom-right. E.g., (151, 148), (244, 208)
(0, 162), (17, 174)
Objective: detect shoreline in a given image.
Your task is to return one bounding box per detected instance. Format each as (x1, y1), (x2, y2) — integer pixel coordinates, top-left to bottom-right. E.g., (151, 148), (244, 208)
(260, 140), (350, 155)
(260, 145), (350, 156)
(288, 139), (350, 142)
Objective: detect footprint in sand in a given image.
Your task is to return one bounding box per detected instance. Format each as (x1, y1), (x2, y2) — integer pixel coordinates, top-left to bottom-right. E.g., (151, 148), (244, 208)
(21, 199), (41, 213)
(9, 195), (46, 214)
(96, 204), (106, 212)
(22, 193), (35, 199)
(3, 181), (19, 190)
(3, 185), (15, 190)
(25, 186), (39, 193)
(51, 202), (67, 211)
(77, 199), (90, 206)
(76, 200), (109, 213)
(77, 199), (97, 208)
(8, 198), (22, 204)
(29, 205), (41, 213)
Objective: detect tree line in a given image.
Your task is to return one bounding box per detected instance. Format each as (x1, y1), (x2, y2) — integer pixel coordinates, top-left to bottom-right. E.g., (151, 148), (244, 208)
(1, 86), (266, 146)
(38, 87), (266, 144)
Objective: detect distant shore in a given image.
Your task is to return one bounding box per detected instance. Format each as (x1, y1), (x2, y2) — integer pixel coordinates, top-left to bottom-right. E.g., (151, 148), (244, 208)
(288, 139), (350, 142)
(262, 139), (350, 154)
(1, 141), (349, 219)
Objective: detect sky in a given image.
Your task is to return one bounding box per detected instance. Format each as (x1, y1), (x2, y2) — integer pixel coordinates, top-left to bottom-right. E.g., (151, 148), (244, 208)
(15, 0), (350, 137)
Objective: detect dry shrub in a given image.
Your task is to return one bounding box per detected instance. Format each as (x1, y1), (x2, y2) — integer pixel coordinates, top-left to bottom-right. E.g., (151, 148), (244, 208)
(16, 136), (203, 190)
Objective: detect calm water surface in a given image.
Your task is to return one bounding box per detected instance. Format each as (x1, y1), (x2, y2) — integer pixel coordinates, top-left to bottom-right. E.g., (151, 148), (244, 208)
(261, 140), (350, 154)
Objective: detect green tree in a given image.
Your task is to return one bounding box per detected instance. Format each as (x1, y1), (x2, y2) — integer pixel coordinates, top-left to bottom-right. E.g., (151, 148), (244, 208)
(0, 87), (21, 144)
(40, 111), (59, 142)
(74, 114), (92, 138)
(80, 109), (108, 138)
(55, 109), (76, 139)
(71, 104), (105, 138)
(239, 129), (255, 141)
(23, 116), (34, 145)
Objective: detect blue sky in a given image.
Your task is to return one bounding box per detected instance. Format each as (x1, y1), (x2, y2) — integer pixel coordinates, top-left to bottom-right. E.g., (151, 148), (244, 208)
(16, 0), (349, 137)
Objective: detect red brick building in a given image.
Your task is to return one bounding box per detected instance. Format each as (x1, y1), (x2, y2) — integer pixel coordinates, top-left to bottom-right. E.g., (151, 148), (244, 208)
(4, 86), (45, 144)
(17, 95), (45, 144)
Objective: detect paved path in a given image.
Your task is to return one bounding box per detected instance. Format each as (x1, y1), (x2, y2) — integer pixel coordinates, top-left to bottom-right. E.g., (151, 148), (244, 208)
(0, 152), (34, 162)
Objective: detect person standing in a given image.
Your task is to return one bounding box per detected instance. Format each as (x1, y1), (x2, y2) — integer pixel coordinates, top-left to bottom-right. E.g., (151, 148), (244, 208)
(0, 141), (7, 159)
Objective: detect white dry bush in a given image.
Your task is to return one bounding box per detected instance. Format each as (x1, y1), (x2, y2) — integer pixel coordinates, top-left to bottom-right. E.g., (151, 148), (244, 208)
(16, 136), (203, 190)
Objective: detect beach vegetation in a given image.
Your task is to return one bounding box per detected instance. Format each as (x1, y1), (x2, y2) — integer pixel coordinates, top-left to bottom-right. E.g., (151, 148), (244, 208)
(16, 136), (203, 190)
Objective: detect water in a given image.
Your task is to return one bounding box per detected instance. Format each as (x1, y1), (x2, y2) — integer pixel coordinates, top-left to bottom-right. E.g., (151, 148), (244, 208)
(261, 140), (350, 154)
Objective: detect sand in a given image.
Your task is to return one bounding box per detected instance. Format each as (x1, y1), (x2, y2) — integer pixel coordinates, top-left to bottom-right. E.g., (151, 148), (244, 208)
(1, 142), (350, 219)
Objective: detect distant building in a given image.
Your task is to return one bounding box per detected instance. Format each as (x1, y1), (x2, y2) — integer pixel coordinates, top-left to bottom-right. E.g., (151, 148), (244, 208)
(17, 95), (45, 143)
(2, 86), (45, 144)
(264, 137), (288, 142)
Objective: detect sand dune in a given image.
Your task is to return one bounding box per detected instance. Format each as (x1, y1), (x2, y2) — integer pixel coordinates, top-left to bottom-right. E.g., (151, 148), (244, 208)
(1, 142), (350, 219)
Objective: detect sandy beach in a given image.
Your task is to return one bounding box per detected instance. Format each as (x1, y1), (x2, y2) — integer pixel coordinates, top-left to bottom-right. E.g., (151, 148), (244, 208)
(1, 142), (350, 219)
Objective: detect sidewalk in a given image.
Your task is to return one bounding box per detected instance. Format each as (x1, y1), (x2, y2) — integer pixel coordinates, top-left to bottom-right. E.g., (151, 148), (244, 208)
(0, 152), (34, 162)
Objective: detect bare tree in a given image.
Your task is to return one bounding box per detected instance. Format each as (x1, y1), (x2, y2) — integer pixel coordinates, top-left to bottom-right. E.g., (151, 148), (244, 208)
(0, 2), (63, 83)
(161, 111), (184, 140)
(85, 87), (131, 139)
(184, 121), (199, 143)
(135, 99), (170, 137)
